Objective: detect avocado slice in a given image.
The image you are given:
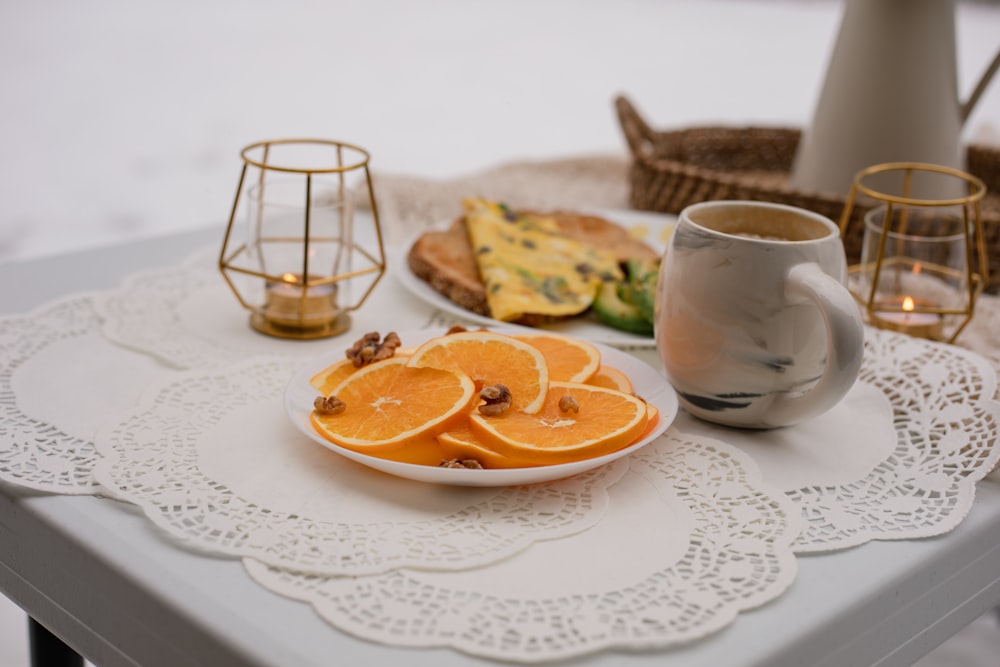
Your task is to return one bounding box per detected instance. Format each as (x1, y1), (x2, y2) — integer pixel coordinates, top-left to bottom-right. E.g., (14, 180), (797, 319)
(593, 281), (654, 335)
(622, 258), (659, 324)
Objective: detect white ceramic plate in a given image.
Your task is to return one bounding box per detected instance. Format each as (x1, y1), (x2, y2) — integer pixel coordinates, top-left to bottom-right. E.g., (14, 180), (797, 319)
(393, 208), (676, 348)
(284, 328), (678, 486)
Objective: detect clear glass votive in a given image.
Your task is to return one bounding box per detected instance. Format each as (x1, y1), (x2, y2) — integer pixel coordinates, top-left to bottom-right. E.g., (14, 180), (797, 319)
(245, 180), (353, 335)
(853, 204), (974, 341)
(839, 161), (987, 344)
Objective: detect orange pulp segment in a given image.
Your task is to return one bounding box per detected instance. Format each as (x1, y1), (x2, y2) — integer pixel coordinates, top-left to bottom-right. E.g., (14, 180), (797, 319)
(468, 381), (648, 465)
(406, 330), (548, 414)
(514, 332), (601, 383)
(310, 356), (477, 451)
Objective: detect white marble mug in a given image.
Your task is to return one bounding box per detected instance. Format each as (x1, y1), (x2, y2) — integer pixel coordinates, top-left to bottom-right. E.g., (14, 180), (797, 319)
(655, 201), (865, 429)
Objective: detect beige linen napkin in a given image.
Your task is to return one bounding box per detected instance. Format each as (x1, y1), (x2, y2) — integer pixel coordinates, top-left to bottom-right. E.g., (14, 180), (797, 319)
(363, 153), (630, 244)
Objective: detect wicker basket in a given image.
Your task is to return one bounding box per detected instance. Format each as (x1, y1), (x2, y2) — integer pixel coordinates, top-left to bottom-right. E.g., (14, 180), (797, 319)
(615, 95), (1000, 292)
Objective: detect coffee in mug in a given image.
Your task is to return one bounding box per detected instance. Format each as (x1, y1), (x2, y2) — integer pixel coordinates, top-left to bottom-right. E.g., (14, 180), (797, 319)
(655, 200), (865, 428)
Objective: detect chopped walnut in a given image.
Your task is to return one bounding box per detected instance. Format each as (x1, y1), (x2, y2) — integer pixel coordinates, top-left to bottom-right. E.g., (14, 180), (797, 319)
(478, 383), (512, 416)
(345, 331), (401, 367)
(440, 458), (484, 469)
(445, 324), (468, 335)
(558, 394), (580, 413)
(314, 395), (346, 415)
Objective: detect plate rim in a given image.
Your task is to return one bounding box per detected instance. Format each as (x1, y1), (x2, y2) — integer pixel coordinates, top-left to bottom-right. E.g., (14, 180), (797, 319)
(284, 327), (678, 486)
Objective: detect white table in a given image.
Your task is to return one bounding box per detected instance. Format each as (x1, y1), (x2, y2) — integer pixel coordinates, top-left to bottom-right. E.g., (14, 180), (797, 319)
(2, 227), (999, 667)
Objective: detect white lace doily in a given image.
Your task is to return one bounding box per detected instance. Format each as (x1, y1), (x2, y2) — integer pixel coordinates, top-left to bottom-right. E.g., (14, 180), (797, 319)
(1, 296), (107, 494)
(790, 327), (1000, 550)
(680, 326), (1000, 552)
(1, 294), (180, 495)
(94, 247), (441, 370)
(92, 356), (636, 575)
(245, 432), (800, 663)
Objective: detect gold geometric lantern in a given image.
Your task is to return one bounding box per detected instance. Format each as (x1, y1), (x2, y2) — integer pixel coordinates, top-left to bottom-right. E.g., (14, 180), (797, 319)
(838, 162), (988, 343)
(219, 139), (386, 339)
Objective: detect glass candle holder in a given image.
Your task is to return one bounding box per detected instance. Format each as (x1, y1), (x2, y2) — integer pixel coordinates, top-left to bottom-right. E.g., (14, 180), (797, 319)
(839, 162), (988, 343)
(219, 139), (385, 339)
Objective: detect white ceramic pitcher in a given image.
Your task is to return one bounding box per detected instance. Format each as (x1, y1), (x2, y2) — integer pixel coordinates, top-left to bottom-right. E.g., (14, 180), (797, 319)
(791, 0), (1000, 198)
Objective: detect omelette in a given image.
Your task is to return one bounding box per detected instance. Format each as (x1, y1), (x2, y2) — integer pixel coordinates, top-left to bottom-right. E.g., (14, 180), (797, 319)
(462, 197), (623, 322)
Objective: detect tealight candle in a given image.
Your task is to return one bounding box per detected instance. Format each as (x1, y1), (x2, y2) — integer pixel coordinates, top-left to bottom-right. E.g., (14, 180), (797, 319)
(870, 295), (944, 340)
(261, 273), (339, 330)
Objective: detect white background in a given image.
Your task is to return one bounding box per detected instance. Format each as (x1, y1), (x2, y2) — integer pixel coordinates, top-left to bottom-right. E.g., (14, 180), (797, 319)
(0, 0), (998, 264)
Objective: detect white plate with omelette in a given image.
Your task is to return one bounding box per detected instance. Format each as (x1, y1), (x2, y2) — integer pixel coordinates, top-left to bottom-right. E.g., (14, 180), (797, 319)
(395, 207), (676, 348)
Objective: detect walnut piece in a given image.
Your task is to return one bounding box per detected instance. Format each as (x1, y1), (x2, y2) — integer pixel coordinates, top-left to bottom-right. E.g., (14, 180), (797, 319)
(314, 395), (346, 415)
(445, 324), (468, 335)
(478, 383), (512, 416)
(440, 458), (484, 469)
(345, 331), (401, 367)
(558, 394), (580, 413)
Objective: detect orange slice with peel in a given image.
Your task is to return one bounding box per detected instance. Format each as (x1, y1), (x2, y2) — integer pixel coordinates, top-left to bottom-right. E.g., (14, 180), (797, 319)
(586, 364), (634, 393)
(513, 332), (601, 383)
(310, 346), (417, 395)
(468, 381), (648, 465)
(406, 330), (548, 414)
(309, 357), (359, 395)
(310, 356), (477, 452)
(436, 423), (540, 469)
(631, 402), (660, 443)
(371, 433), (448, 466)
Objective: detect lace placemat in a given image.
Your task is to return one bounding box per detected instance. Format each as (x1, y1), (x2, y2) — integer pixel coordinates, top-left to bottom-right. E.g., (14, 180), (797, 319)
(244, 432), (800, 663)
(680, 327), (1000, 552)
(94, 246), (456, 370)
(92, 355), (639, 575)
(0, 295), (165, 494)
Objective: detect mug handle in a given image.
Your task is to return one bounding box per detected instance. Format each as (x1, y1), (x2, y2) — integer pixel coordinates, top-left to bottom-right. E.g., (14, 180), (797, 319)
(765, 262), (865, 427)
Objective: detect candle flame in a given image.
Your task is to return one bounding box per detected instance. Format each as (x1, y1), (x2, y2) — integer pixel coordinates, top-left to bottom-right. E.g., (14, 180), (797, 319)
(281, 273), (299, 284)
(902, 296), (915, 312)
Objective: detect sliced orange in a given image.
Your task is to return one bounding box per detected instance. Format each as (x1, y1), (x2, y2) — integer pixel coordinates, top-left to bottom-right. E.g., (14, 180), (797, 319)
(310, 356), (477, 452)
(437, 423), (540, 469)
(370, 433), (448, 466)
(309, 346), (417, 395)
(309, 357), (359, 395)
(631, 402), (660, 443)
(513, 332), (601, 383)
(406, 330), (548, 414)
(468, 381), (648, 464)
(586, 364), (634, 393)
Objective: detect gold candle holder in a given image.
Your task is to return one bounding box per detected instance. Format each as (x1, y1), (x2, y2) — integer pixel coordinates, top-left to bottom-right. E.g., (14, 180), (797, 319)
(218, 139), (386, 339)
(839, 162), (988, 343)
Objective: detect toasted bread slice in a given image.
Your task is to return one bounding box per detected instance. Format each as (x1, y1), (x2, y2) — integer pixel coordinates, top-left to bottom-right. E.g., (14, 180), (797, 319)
(406, 208), (658, 321)
(407, 217), (490, 316)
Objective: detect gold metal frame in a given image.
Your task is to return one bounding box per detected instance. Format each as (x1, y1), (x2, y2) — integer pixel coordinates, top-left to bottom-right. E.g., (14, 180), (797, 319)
(218, 138), (386, 339)
(838, 161), (987, 343)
